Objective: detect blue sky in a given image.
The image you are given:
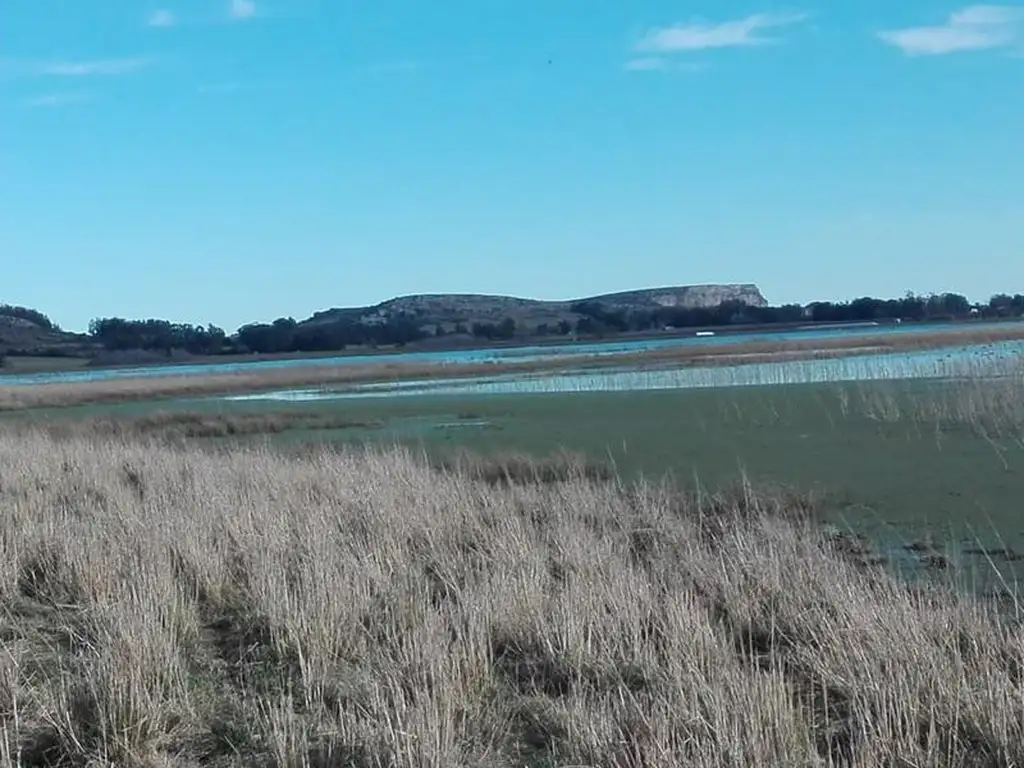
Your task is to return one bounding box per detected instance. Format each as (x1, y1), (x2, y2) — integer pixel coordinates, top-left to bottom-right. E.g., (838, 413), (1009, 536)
(1, 1), (1022, 332)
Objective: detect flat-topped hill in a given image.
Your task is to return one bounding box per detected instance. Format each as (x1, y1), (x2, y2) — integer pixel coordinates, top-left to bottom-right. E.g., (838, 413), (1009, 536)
(305, 284), (768, 332)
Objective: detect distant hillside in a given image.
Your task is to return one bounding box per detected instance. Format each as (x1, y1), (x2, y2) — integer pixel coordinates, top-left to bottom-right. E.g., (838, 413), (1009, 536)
(1, 284), (771, 366)
(0, 312), (94, 356)
(304, 284), (769, 334)
(6, 287), (1014, 368)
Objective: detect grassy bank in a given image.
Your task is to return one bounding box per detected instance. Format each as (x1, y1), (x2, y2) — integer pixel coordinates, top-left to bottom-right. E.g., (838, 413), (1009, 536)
(0, 428), (1022, 766)
(2, 324), (1022, 410)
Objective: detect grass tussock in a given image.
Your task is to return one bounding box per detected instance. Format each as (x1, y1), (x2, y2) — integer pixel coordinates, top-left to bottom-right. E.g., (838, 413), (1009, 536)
(0, 429), (1022, 766)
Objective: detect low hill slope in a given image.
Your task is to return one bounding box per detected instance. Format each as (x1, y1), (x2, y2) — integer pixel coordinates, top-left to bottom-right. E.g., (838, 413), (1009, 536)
(0, 314), (94, 356)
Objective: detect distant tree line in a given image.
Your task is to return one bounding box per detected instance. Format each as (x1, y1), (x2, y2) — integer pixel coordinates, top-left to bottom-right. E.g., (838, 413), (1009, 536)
(469, 318), (517, 341)
(234, 315), (428, 353)
(16, 291), (1023, 358)
(86, 318), (230, 356)
(562, 292), (1024, 335)
(564, 300), (806, 334)
(85, 314), (431, 355)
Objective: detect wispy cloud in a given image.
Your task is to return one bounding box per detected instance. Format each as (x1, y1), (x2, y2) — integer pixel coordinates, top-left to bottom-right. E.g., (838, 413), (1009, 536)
(41, 58), (149, 76)
(148, 9), (177, 28)
(624, 57), (669, 71)
(636, 12), (808, 53)
(26, 91), (93, 108)
(229, 0), (257, 20)
(623, 57), (708, 73)
(879, 5), (1024, 56)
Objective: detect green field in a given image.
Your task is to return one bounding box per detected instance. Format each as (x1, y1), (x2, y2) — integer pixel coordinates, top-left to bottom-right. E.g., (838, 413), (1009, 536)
(14, 378), (1024, 570)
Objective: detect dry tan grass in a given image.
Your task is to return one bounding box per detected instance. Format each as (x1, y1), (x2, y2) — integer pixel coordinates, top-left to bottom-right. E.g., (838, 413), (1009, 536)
(35, 409), (382, 442)
(435, 448), (616, 487)
(0, 427), (1022, 766)
(3, 323), (1022, 410)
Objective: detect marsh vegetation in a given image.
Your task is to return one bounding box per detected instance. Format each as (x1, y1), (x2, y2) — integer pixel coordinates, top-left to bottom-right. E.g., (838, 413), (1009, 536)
(2, 323), (1023, 410)
(1, 330), (1023, 766)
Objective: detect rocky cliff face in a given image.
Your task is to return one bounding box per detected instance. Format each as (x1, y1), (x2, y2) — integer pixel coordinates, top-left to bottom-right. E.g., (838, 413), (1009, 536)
(581, 284), (768, 311)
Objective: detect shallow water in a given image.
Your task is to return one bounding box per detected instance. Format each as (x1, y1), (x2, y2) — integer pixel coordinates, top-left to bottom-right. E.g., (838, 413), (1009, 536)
(2, 320), (1017, 387)
(225, 340), (1024, 402)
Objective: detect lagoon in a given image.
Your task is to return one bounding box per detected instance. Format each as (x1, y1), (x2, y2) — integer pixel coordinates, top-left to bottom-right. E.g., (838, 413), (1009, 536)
(225, 339), (1024, 402)
(1, 320), (1016, 388)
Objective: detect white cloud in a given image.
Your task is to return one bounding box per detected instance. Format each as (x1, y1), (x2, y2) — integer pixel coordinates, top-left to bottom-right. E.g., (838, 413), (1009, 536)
(625, 57), (668, 71)
(26, 91), (93, 108)
(623, 57), (707, 73)
(878, 5), (1024, 55)
(636, 12), (808, 53)
(952, 5), (1022, 25)
(148, 9), (177, 28)
(230, 0), (256, 20)
(41, 58), (149, 76)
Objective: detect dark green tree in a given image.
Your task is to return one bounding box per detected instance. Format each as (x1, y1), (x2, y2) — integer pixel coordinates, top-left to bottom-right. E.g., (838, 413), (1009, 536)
(495, 317), (516, 340)
(471, 322), (496, 340)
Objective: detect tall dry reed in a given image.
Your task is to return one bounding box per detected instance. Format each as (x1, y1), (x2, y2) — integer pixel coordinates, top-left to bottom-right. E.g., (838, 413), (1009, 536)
(0, 428), (1021, 767)
(845, 355), (1024, 443)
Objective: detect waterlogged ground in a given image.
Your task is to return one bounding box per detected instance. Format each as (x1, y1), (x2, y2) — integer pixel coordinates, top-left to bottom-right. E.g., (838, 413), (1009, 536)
(0, 320), (1015, 387)
(226, 339), (1024, 402)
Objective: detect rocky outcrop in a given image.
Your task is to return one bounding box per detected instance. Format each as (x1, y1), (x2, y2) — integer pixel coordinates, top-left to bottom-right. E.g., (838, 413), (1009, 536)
(581, 284), (768, 311)
(304, 284), (770, 333)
